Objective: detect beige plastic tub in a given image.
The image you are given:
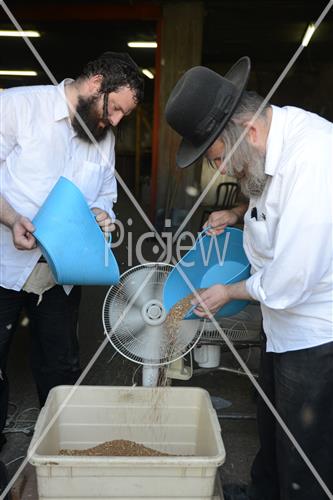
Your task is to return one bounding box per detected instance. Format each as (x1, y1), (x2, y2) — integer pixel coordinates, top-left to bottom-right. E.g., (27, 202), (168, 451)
(28, 386), (225, 499)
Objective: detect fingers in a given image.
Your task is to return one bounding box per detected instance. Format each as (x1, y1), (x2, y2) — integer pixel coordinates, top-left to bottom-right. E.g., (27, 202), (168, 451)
(203, 224), (216, 236)
(203, 220), (222, 236)
(94, 211), (115, 233)
(190, 291), (211, 316)
(193, 308), (212, 319)
(190, 285), (227, 318)
(94, 211), (107, 223)
(209, 208), (239, 229)
(204, 210), (229, 235)
(21, 217), (36, 233)
(98, 218), (114, 233)
(22, 233), (37, 250)
(13, 216), (37, 250)
(207, 226), (225, 236)
(192, 301), (217, 318)
(205, 226), (214, 235)
(14, 230), (37, 250)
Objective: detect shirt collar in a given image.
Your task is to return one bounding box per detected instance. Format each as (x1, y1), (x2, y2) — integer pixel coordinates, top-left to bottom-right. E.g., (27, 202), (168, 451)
(54, 78), (74, 122)
(264, 105), (287, 176)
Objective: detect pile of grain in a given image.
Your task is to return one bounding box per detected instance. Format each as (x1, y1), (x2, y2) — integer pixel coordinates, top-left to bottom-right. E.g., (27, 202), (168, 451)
(59, 439), (172, 457)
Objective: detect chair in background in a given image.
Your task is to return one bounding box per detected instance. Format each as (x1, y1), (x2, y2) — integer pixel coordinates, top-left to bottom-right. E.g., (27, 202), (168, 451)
(200, 181), (240, 229)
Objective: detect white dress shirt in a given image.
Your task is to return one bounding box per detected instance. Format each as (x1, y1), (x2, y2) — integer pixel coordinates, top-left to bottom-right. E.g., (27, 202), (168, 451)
(0, 79), (117, 291)
(244, 105), (333, 353)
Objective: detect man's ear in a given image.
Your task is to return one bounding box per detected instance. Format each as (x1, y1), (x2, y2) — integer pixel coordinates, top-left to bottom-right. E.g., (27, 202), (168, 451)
(243, 120), (258, 146)
(87, 74), (103, 94)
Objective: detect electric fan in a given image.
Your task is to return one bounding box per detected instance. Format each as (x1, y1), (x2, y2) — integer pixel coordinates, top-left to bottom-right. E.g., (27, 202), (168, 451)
(102, 263), (205, 373)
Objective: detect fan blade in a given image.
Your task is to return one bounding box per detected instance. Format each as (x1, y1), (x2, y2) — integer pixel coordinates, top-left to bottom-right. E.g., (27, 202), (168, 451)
(112, 323), (147, 353)
(177, 319), (201, 347)
(110, 301), (145, 336)
(158, 319), (203, 362)
(151, 278), (164, 300)
(150, 266), (170, 299)
(121, 268), (157, 309)
(125, 325), (164, 362)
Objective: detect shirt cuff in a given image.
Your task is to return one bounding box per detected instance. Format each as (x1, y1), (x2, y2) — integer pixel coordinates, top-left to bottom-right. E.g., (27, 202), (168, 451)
(245, 272), (267, 303)
(90, 197), (116, 222)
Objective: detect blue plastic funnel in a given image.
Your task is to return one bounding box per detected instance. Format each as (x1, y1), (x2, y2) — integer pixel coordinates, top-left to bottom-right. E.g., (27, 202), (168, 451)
(163, 227), (250, 318)
(32, 176), (120, 285)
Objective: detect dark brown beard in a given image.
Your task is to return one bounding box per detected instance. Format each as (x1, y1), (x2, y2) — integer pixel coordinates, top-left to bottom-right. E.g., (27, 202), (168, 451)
(72, 95), (110, 143)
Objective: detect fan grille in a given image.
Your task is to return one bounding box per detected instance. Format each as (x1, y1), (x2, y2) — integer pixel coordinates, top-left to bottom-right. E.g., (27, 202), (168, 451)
(200, 304), (262, 344)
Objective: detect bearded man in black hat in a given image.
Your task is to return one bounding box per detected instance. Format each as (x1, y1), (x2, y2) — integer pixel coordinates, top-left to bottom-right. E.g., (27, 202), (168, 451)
(165, 58), (333, 500)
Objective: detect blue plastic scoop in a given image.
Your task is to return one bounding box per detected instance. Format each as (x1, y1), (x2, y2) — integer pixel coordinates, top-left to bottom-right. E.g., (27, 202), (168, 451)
(163, 225), (251, 319)
(33, 176), (120, 285)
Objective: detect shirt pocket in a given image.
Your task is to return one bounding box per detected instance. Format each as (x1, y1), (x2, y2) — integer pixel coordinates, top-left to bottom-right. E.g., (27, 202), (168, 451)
(74, 160), (104, 206)
(245, 217), (274, 262)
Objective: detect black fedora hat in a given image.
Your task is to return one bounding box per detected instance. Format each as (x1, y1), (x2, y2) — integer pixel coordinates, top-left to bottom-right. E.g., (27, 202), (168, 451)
(165, 56), (251, 168)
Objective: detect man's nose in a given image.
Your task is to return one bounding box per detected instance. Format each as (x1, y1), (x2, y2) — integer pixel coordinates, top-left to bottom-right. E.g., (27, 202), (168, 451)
(109, 112), (124, 127)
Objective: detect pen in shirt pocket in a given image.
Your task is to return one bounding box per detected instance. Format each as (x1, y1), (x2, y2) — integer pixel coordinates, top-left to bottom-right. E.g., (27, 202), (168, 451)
(251, 207), (258, 220)
(251, 207), (266, 221)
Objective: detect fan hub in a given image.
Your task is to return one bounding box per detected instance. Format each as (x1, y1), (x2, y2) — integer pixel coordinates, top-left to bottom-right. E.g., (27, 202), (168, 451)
(142, 300), (166, 326)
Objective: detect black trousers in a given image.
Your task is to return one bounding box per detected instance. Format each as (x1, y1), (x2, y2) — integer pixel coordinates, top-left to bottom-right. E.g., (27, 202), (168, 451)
(0, 285), (82, 436)
(249, 333), (333, 500)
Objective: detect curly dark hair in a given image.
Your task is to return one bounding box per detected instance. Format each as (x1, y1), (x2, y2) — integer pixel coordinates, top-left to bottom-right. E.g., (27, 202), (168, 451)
(80, 51), (144, 104)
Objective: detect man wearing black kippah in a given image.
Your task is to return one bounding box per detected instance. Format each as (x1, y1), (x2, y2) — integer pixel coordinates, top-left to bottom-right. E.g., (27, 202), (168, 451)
(0, 52), (144, 452)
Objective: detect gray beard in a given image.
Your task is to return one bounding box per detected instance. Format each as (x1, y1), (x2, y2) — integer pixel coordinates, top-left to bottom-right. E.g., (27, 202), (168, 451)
(226, 141), (268, 198)
(240, 155), (267, 198)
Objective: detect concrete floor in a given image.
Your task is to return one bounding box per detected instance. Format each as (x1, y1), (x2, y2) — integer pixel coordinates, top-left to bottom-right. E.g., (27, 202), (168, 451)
(1, 188), (261, 498)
